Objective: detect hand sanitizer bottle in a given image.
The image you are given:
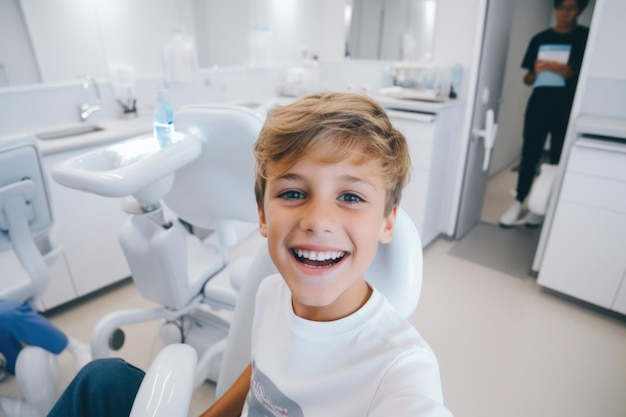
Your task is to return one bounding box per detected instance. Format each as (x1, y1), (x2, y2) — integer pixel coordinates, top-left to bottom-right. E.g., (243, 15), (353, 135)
(153, 89), (174, 146)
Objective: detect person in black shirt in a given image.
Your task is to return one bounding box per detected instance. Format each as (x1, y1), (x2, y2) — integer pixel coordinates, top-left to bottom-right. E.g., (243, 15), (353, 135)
(499, 0), (589, 228)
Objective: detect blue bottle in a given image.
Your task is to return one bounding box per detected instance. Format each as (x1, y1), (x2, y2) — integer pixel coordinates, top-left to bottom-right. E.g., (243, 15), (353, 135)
(153, 89), (174, 146)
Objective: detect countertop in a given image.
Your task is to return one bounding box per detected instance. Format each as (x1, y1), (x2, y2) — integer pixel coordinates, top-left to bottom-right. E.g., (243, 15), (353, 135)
(575, 115), (626, 140)
(236, 94), (459, 115)
(32, 117), (152, 156)
(372, 95), (459, 114)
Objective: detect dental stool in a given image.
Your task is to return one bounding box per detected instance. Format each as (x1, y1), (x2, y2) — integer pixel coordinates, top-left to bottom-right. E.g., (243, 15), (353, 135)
(52, 105), (267, 385)
(0, 135), (90, 417)
(128, 207), (423, 417)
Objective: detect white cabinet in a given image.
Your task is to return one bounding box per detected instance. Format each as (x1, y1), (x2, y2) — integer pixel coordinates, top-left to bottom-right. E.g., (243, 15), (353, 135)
(538, 138), (626, 313)
(390, 113), (435, 245)
(39, 145), (131, 310)
(388, 104), (462, 247)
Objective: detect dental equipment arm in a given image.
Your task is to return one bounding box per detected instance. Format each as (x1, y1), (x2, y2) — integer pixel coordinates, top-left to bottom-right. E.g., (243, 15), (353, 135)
(0, 180), (48, 300)
(0, 135), (53, 303)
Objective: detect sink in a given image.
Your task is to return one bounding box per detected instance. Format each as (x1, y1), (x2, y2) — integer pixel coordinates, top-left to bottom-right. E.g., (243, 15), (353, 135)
(51, 132), (202, 204)
(36, 124), (104, 140)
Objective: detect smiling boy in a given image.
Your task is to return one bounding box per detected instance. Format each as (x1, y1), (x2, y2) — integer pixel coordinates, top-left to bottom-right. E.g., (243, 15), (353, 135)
(203, 92), (452, 416)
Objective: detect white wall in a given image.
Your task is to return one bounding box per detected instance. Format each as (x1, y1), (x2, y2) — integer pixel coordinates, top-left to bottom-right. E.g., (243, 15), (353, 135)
(431, 0), (482, 68)
(194, 0), (248, 67)
(581, 0), (625, 79)
(20, 0), (196, 83)
(264, 0), (344, 64)
(96, 0), (196, 77)
(16, 0), (345, 85)
(0, 0), (40, 86)
(20, 0), (107, 82)
(577, 0), (626, 119)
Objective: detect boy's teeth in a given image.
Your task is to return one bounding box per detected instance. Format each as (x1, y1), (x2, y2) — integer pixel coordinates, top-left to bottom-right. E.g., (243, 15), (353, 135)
(295, 249), (344, 261)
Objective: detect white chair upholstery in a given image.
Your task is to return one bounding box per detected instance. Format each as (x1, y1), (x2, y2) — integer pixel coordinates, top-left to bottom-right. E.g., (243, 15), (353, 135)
(129, 344), (198, 417)
(129, 207), (423, 416)
(113, 105), (264, 311)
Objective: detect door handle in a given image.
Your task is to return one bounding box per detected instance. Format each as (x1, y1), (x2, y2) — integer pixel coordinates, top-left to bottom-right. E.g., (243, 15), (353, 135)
(472, 109), (498, 171)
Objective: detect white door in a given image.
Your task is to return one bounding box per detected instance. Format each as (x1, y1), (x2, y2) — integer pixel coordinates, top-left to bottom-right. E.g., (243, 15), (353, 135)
(455, 0), (516, 238)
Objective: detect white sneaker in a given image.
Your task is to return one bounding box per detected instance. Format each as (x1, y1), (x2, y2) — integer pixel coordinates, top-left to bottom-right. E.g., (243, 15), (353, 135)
(524, 211), (544, 228)
(499, 201), (525, 228)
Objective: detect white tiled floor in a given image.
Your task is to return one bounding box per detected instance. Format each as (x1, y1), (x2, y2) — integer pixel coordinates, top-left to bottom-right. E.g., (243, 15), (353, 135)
(2, 165), (626, 417)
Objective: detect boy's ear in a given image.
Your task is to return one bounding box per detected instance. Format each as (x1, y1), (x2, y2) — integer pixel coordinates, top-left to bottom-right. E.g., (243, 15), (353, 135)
(379, 205), (398, 244)
(258, 204), (268, 237)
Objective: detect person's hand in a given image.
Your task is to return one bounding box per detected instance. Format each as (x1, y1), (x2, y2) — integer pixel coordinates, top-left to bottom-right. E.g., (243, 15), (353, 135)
(534, 59), (572, 78)
(523, 71), (536, 86)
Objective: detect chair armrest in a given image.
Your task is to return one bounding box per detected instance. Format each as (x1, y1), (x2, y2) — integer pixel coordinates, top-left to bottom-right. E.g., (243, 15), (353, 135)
(129, 344), (198, 417)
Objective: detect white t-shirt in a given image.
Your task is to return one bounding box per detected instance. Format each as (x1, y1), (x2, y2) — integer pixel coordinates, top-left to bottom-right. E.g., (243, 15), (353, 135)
(241, 274), (453, 416)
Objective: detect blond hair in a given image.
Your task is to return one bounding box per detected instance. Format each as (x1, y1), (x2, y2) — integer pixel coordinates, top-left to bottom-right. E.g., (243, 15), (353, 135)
(254, 92), (410, 216)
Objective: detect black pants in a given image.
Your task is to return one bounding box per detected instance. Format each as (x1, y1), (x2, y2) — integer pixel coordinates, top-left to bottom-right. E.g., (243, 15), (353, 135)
(516, 88), (574, 202)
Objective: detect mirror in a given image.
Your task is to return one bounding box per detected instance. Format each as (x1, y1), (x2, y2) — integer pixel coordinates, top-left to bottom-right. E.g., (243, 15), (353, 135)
(0, 0), (436, 90)
(346, 0), (437, 61)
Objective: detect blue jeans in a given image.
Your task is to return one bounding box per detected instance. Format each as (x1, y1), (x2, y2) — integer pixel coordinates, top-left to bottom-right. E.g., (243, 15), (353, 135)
(47, 358), (144, 417)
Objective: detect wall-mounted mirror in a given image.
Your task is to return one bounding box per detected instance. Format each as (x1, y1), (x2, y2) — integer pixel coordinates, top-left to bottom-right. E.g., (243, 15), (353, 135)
(346, 0), (437, 61)
(0, 0), (436, 90)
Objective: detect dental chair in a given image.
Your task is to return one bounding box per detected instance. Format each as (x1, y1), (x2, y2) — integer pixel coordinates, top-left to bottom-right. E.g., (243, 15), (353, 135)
(128, 207), (423, 417)
(50, 104), (424, 416)
(0, 135), (89, 417)
(52, 105), (267, 384)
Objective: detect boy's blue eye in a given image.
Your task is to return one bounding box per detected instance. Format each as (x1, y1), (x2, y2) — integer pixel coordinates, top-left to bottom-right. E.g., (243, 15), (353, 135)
(280, 190), (305, 199)
(339, 193), (363, 203)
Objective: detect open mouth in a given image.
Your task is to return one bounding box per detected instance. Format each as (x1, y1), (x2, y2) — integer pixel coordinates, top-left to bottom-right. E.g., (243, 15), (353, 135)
(291, 249), (347, 268)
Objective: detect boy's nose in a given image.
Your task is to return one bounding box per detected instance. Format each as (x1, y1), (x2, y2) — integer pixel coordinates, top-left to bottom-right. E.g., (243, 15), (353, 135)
(299, 200), (337, 234)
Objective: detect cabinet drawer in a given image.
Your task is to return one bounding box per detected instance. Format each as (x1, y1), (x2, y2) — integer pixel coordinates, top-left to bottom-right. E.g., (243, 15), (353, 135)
(568, 139), (626, 182)
(390, 117), (435, 171)
(538, 202), (626, 309)
(560, 172), (626, 213)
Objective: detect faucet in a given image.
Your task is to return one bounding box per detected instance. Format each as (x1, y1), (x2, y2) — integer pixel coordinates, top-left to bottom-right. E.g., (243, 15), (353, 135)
(79, 75), (102, 121)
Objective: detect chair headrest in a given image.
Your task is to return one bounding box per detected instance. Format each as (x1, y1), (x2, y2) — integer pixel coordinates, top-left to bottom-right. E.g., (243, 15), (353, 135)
(163, 105), (264, 229)
(365, 207), (423, 318)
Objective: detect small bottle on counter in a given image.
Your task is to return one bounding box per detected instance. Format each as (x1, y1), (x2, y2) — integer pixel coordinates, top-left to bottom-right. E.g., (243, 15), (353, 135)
(153, 89), (174, 146)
